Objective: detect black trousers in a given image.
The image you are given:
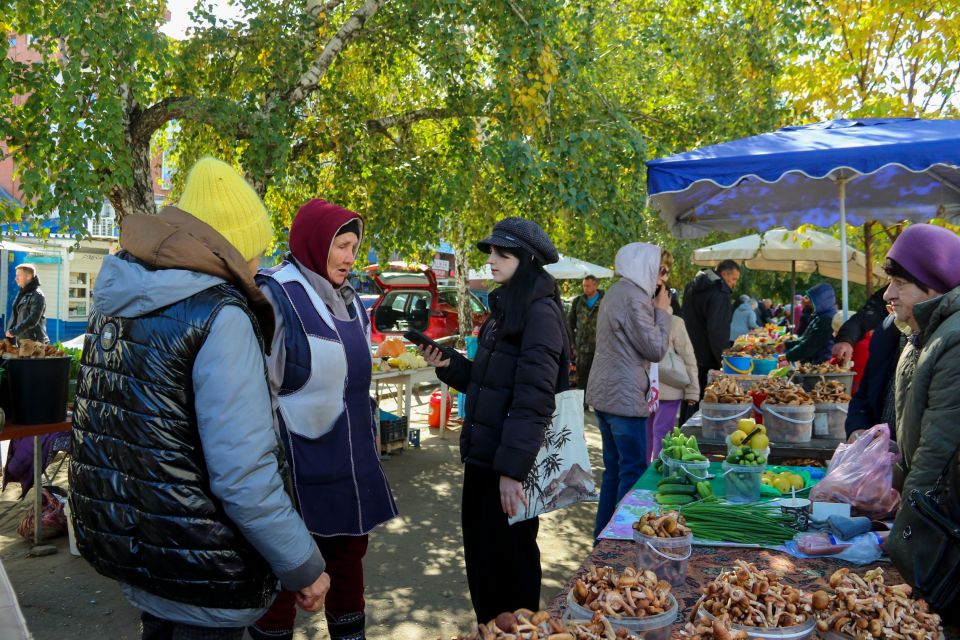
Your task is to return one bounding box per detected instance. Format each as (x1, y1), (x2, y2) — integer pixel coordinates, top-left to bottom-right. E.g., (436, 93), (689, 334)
(576, 351), (594, 391)
(461, 464), (541, 624)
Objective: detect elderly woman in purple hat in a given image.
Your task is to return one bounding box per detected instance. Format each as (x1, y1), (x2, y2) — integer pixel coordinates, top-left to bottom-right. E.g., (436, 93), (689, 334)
(882, 224), (960, 602)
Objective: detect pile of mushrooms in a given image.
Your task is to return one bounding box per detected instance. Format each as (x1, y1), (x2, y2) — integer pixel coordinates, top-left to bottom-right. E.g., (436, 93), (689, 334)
(571, 565), (673, 619)
(691, 560), (813, 628)
(809, 380), (852, 404)
(815, 568), (943, 639)
(632, 511), (691, 538)
(703, 376), (751, 404)
(673, 618), (748, 640)
(457, 609), (639, 640)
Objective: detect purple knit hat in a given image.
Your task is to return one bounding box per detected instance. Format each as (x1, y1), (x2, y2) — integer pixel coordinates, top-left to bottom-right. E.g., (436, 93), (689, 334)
(887, 223), (960, 294)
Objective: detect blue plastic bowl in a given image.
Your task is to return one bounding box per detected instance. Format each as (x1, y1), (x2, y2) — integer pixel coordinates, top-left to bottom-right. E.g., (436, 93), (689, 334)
(722, 355), (753, 375)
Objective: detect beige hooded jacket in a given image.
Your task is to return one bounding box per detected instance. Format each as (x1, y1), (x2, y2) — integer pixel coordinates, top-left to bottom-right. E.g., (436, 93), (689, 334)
(586, 243), (671, 417)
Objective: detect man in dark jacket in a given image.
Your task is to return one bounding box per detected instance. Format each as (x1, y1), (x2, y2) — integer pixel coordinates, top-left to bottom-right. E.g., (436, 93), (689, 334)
(568, 275), (603, 389)
(844, 315), (904, 441)
(6, 263), (48, 343)
(681, 259), (740, 399)
(832, 285), (888, 364)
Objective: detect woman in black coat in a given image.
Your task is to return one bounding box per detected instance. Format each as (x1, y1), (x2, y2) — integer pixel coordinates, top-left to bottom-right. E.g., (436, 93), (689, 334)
(421, 217), (567, 624)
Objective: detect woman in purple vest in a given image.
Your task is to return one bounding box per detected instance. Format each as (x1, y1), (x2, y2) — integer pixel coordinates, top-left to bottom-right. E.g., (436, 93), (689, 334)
(252, 200), (398, 640)
(420, 217), (568, 623)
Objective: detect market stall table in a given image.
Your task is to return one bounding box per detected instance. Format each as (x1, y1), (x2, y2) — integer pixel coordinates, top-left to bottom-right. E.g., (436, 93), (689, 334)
(547, 463), (960, 639)
(682, 411), (841, 462)
(0, 418), (73, 549)
(371, 366), (450, 440)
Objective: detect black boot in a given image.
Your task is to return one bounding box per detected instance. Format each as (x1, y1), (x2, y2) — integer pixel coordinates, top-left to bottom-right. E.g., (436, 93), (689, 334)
(326, 611), (365, 640)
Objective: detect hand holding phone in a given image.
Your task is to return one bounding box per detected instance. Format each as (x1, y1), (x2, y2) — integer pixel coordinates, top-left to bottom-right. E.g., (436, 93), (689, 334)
(403, 330), (458, 361)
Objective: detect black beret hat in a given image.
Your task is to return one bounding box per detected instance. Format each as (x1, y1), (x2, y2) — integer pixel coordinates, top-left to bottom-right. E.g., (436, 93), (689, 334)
(476, 217), (559, 265)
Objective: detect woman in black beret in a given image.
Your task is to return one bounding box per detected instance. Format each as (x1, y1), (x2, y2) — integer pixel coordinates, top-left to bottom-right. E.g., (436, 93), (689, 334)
(420, 217), (568, 623)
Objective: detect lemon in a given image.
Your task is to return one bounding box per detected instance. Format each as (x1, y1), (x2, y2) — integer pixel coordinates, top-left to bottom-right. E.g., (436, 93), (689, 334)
(730, 430), (748, 445)
(738, 418), (756, 431)
(772, 477), (791, 494)
(755, 423), (767, 435)
(748, 433), (769, 450)
(789, 474), (805, 490)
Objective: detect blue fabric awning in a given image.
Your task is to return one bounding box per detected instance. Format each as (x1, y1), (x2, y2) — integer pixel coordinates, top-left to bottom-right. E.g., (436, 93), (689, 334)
(647, 118), (960, 239)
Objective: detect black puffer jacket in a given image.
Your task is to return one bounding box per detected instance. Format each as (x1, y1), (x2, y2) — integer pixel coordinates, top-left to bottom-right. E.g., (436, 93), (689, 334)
(681, 269), (733, 369)
(437, 272), (566, 481)
(70, 285), (278, 609)
(8, 277), (48, 343)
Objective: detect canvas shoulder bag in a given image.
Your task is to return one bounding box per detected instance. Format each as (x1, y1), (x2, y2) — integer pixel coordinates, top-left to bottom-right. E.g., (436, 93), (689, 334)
(658, 346), (690, 389)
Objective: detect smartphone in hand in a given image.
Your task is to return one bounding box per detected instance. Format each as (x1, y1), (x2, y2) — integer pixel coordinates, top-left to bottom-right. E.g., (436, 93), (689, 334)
(403, 330), (458, 360)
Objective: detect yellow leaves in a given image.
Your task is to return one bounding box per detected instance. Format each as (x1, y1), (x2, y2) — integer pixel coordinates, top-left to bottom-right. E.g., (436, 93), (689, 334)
(257, 48), (270, 65)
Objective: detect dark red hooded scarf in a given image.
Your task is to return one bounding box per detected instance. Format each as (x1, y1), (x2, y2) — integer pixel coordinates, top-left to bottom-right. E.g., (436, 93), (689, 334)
(289, 199), (364, 284)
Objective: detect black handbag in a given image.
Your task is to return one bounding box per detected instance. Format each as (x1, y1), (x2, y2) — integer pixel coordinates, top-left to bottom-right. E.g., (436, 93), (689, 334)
(888, 447), (960, 613)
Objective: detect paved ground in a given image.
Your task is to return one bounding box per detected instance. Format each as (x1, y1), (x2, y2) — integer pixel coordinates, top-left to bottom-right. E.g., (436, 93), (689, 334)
(0, 393), (602, 639)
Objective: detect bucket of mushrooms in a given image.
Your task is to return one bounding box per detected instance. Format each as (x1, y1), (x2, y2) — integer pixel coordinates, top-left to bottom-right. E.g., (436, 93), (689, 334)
(809, 381), (851, 440)
(692, 560), (817, 639)
(455, 608), (645, 640)
(566, 565), (678, 640)
(758, 384), (815, 444)
(632, 511), (693, 586)
(701, 376), (755, 441)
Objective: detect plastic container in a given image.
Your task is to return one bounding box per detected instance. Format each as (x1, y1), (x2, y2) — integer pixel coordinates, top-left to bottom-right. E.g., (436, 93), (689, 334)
(565, 591), (677, 640)
(659, 450), (710, 483)
(633, 529), (692, 586)
(794, 371), (855, 395)
(760, 402), (814, 443)
(700, 401), (754, 440)
(751, 358), (779, 375)
(813, 402), (848, 439)
(722, 461), (765, 503)
(0, 356), (71, 425)
(379, 409), (409, 447)
(722, 355), (754, 375)
(428, 390), (452, 428)
(698, 608), (817, 639)
(724, 434), (771, 462)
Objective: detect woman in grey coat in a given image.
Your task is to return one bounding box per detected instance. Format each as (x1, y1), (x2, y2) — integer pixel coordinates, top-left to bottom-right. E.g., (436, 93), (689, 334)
(586, 243), (671, 539)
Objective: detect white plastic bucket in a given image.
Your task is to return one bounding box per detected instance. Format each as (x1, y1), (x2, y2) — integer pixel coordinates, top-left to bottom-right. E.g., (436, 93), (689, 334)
(633, 529), (692, 586)
(813, 403), (848, 439)
(565, 590), (678, 640)
(761, 403), (814, 443)
(700, 402), (754, 440)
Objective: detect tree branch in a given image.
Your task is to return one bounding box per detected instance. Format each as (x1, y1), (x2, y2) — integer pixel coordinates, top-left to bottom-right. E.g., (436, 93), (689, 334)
(306, 0), (347, 19)
(287, 0), (388, 105)
(132, 96), (248, 144)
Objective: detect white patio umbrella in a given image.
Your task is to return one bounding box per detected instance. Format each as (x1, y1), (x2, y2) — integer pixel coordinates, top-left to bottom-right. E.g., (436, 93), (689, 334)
(469, 254), (613, 281)
(692, 228), (885, 286)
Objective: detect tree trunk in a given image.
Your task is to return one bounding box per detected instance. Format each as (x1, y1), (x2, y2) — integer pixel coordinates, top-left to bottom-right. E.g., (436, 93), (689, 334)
(454, 222), (473, 348)
(109, 98), (159, 223)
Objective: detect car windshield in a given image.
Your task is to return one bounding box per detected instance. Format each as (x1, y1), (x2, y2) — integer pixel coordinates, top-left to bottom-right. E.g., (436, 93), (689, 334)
(374, 290), (432, 333)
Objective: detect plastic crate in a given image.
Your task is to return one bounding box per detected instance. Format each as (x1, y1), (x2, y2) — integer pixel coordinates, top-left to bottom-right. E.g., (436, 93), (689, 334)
(379, 409), (409, 450)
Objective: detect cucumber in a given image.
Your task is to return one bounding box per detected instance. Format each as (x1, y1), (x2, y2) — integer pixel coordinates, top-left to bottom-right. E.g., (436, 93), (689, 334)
(657, 475), (687, 487)
(696, 481), (713, 499)
(656, 494), (696, 506)
(658, 483), (697, 495)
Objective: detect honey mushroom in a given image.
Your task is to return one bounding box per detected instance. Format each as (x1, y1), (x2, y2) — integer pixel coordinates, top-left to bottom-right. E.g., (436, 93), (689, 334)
(691, 560), (813, 629)
(815, 567), (943, 639)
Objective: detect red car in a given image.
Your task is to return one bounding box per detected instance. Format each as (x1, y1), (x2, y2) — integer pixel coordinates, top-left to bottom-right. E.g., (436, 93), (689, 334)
(366, 262), (488, 345)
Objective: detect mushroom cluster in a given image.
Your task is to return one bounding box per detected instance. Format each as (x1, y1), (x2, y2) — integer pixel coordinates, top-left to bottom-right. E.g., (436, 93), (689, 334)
(703, 377), (751, 404)
(815, 568), (943, 639)
(672, 618), (748, 640)
(456, 609), (640, 640)
(691, 560), (813, 628)
(571, 565), (673, 619)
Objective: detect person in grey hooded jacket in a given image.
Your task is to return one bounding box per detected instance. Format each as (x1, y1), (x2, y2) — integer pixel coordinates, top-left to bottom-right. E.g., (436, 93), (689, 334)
(729, 295), (759, 342)
(586, 243), (672, 539)
(70, 158), (328, 639)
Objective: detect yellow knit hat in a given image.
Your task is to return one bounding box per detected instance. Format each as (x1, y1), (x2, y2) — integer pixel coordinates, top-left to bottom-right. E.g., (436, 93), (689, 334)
(177, 157), (273, 261)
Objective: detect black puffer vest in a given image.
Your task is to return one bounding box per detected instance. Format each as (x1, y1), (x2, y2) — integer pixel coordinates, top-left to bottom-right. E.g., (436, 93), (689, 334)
(69, 283), (278, 609)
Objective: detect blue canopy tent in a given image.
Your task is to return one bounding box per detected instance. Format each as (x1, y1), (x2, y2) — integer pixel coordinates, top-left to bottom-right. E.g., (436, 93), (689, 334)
(646, 118), (960, 317)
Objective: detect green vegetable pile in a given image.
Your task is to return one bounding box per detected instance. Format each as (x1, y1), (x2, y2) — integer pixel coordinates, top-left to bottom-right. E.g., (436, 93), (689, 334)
(678, 497), (797, 545)
(655, 473), (712, 506)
